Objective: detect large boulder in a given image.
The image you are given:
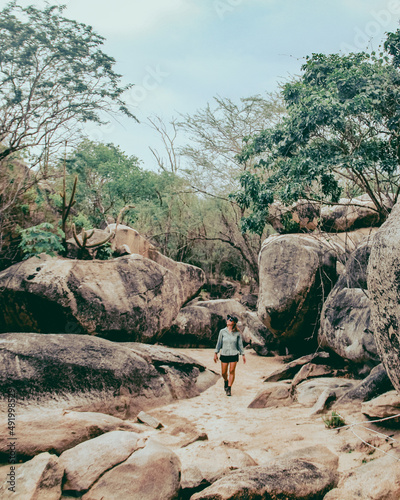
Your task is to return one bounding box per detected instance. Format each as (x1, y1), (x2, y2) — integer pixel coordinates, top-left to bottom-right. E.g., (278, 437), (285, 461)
(59, 430), (143, 494)
(324, 453), (400, 500)
(268, 195), (382, 233)
(320, 194), (381, 232)
(160, 299), (244, 348)
(0, 253), (204, 342)
(0, 333), (218, 419)
(0, 452), (63, 500)
(368, 199), (400, 392)
(0, 409), (141, 460)
(191, 458), (337, 500)
(82, 439), (181, 500)
(336, 363), (393, 405)
(108, 223), (205, 305)
(361, 390), (400, 422)
(160, 299), (281, 354)
(241, 311), (282, 356)
(258, 234), (338, 350)
(319, 240), (379, 367)
(294, 378), (356, 407)
(158, 304), (223, 348)
(175, 441), (257, 486)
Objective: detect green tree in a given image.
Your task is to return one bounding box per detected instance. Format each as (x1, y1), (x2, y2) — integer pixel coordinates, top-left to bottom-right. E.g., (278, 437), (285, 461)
(235, 41), (400, 233)
(65, 140), (157, 228)
(176, 95), (284, 282)
(0, 2), (134, 165)
(179, 94), (285, 194)
(0, 2), (135, 265)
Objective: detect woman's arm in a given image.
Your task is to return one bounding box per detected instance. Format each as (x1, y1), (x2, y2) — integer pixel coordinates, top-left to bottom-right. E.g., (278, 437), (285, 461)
(214, 330), (223, 362)
(238, 334), (246, 364)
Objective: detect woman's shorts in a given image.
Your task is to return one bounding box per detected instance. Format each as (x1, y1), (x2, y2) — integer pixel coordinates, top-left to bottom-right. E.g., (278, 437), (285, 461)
(220, 354), (239, 363)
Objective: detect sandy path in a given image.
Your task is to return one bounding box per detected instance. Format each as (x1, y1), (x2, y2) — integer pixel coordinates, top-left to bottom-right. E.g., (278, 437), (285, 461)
(142, 349), (398, 472)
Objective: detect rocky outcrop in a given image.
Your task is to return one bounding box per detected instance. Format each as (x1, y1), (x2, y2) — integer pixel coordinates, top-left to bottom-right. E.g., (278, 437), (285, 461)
(0, 252), (204, 342)
(361, 390), (400, 422)
(257, 234), (338, 350)
(0, 452), (63, 500)
(158, 303), (224, 348)
(82, 439), (181, 500)
(191, 458), (338, 500)
(0, 333), (218, 419)
(59, 431), (143, 494)
(294, 378), (356, 407)
(0, 409), (141, 460)
(320, 194), (381, 232)
(264, 352), (331, 382)
(319, 240), (379, 367)
(175, 441), (257, 487)
(160, 299), (281, 354)
(368, 199), (400, 393)
(108, 223), (206, 305)
(241, 311), (282, 356)
(324, 453), (400, 500)
(268, 195), (382, 233)
(336, 364), (393, 404)
(248, 382), (292, 409)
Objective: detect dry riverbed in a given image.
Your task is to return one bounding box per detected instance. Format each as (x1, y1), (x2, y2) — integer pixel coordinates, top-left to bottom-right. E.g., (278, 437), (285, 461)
(143, 348), (400, 473)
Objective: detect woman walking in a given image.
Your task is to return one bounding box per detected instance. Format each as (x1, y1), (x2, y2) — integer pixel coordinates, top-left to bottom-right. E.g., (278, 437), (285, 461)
(214, 314), (246, 396)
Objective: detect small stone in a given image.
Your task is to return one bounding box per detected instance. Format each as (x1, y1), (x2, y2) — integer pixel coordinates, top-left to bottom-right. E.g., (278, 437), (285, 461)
(137, 411), (163, 429)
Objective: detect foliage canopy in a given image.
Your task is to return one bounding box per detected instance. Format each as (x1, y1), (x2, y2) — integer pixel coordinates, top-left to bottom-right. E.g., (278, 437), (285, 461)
(0, 2), (135, 165)
(234, 33), (400, 233)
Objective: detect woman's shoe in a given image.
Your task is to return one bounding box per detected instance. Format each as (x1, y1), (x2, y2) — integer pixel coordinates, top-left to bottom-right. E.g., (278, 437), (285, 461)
(224, 380), (229, 391)
(226, 386), (231, 396)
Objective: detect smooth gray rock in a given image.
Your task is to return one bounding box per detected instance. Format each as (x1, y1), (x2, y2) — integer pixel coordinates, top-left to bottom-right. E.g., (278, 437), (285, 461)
(0, 452), (63, 500)
(258, 234), (337, 350)
(324, 452), (400, 499)
(0, 252), (204, 342)
(368, 199), (400, 393)
(60, 431), (142, 493)
(337, 364), (393, 404)
(276, 445), (339, 471)
(361, 390), (400, 422)
(82, 439), (181, 500)
(191, 458), (338, 500)
(0, 409), (140, 459)
(295, 378), (356, 407)
(319, 241), (379, 367)
(248, 382), (292, 409)
(264, 352), (330, 382)
(176, 442), (257, 485)
(0, 333), (218, 419)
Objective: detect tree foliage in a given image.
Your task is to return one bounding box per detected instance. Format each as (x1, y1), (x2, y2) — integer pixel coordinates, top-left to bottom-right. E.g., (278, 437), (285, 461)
(64, 140), (157, 228)
(179, 94), (285, 194)
(0, 2), (134, 165)
(235, 34), (400, 233)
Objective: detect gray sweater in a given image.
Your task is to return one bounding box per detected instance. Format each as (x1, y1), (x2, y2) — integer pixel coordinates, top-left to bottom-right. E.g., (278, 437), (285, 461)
(214, 327), (245, 356)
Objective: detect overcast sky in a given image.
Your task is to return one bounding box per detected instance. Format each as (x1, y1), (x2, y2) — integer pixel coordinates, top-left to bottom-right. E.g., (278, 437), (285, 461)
(6, 0), (400, 170)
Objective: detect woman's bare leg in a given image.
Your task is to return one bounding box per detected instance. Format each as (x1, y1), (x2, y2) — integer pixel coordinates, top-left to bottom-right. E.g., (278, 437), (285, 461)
(221, 362), (229, 382)
(228, 361), (238, 387)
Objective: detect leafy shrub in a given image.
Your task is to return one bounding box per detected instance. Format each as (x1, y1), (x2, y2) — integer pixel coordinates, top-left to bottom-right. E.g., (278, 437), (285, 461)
(18, 223), (64, 259)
